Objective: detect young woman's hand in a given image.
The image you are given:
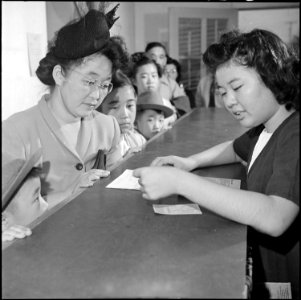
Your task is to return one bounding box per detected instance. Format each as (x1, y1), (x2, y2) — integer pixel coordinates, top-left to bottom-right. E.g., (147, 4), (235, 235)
(78, 169), (110, 188)
(2, 225), (32, 242)
(150, 155), (196, 171)
(133, 166), (182, 200)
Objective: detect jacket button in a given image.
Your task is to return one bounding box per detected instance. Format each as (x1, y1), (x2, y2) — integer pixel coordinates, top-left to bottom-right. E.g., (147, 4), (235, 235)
(75, 163), (83, 170)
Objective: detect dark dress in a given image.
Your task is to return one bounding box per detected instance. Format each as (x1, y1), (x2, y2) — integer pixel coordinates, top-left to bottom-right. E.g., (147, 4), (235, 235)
(233, 111), (300, 298)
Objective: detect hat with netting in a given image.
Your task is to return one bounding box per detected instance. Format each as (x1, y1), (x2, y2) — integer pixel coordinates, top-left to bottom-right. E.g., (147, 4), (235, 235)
(52, 5), (120, 59)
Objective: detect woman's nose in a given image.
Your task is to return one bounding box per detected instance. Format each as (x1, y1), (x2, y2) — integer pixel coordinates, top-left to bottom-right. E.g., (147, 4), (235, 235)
(90, 87), (101, 100)
(224, 91), (237, 108)
(121, 106), (129, 118)
(147, 76), (153, 83)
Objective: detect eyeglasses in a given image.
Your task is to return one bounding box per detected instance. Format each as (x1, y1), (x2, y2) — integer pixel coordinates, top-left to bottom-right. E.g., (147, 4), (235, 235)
(72, 69), (113, 94)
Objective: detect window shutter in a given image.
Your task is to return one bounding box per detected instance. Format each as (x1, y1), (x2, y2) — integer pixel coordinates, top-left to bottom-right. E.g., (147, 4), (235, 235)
(178, 17), (228, 92)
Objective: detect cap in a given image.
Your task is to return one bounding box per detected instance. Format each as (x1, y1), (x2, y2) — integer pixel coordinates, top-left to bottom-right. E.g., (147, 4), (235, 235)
(137, 91), (174, 118)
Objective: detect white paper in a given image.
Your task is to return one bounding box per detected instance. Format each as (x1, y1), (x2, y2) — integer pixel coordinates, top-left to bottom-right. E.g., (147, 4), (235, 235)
(153, 204), (202, 215)
(205, 177), (241, 189)
(106, 169), (140, 190)
(264, 282), (292, 299)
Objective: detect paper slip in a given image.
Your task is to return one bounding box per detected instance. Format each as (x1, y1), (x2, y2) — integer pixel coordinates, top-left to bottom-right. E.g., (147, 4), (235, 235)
(106, 169), (140, 190)
(264, 282), (292, 299)
(153, 204), (202, 215)
(205, 177), (241, 189)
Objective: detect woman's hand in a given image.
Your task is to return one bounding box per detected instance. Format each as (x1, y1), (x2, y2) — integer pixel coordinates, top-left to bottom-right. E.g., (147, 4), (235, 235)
(150, 155), (196, 171)
(78, 169), (110, 188)
(133, 166), (182, 200)
(2, 225), (32, 242)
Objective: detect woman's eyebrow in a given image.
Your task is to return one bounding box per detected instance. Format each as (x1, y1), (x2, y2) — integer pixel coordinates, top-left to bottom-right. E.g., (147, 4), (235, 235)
(216, 78), (240, 88)
(108, 100), (119, 105)
(86, 72), (112, 80)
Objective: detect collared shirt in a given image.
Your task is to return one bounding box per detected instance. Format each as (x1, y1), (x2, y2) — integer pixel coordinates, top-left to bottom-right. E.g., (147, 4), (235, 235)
(2, 95), (122, 206)
(119, 129), (147, 157)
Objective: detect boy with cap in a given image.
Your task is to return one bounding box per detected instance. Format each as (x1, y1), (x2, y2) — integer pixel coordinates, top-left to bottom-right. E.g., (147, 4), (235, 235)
(135, 91), (173, 140)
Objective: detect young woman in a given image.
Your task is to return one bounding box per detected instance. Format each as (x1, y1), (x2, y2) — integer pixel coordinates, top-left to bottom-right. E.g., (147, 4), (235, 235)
(2, 7), (127, 211)
(134, 29), (299, 298)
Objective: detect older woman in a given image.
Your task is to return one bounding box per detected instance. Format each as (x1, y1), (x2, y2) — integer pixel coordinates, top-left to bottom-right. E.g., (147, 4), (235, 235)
(2, 6), (128, 214)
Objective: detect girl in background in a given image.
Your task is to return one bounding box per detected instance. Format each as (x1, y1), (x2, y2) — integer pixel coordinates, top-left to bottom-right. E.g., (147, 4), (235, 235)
(98, 70), (146, 158)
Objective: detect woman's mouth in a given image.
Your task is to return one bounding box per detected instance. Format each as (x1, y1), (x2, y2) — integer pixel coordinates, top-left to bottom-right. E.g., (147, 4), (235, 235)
(233, 111), (245, 120)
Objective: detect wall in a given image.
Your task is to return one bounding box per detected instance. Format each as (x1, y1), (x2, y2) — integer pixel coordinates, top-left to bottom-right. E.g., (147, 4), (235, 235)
(2, 1), (135, 121)
(133, 2), (299, 52)
(2, 2), (299, 120)
(2, 2), (48, 121)
(46, 2), (135, 53)
(238, 8), (299, 44)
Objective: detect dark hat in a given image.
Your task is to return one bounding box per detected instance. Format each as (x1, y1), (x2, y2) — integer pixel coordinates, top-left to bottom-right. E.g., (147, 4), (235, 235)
(137, 91), (174, 118)
(53, 5), (120, 59)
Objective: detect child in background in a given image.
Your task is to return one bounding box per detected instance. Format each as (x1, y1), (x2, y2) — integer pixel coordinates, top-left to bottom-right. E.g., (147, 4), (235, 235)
(98, 70), (146, 158)
(131, 56), (177, 129)
(2, 155), (48, 242)
(135, 90), (174, 140)
(2, 217), (32, 242)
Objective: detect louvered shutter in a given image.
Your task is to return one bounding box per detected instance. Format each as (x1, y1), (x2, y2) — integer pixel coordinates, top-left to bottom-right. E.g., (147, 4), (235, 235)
(178, 17), (228, 93)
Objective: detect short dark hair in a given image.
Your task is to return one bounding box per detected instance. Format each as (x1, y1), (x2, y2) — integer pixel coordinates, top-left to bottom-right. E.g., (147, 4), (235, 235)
(111, 69), (134, 90)
(203, 28), (299, 111)
(130, 55), (163, 79)
(145, 42), (167, 55)
(36, 37), (130, 87)
(166, 56), (182, 83)
(98, 69), (137, 113)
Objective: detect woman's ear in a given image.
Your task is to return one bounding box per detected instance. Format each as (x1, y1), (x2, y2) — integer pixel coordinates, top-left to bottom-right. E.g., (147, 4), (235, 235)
(52, 65), (65, 86)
